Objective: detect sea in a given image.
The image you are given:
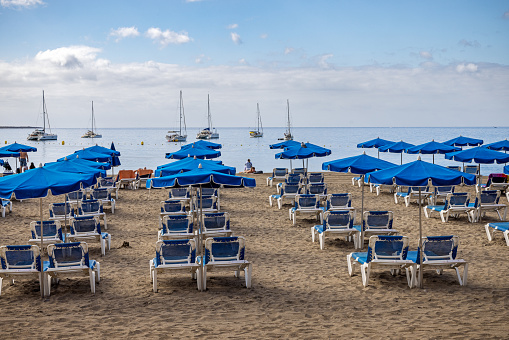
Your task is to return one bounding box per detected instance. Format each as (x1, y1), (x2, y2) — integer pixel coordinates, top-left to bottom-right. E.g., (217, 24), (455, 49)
(1, 127), (507, 176)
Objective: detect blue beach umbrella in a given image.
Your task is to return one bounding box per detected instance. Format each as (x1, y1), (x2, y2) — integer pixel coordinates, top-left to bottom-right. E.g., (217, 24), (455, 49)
(365, 159), (476, 288)
(80, 145), (121, 156)
(166, 145), (221, 159)
(0, 142), (37, 169)
(445, 147), (509, 165)
(58, 150), (113, 163)
(44, 159), (107, 178)
(323, 153), (397, 245)
(357, 137), (394, 159)
(269, 140), (301, 149)
(484, 139), (509, 153)
(0, 150), (19, 158)
(52, 157), (111, 170)
(181, 140), (222, 150)
(504, 165), (509, 175)
(443, 136), (483, 148)
(406, 140), (460, 164)
(154, 158), (236, 177)
(276, 142), (331, 170)
(379, 140), (415, 164)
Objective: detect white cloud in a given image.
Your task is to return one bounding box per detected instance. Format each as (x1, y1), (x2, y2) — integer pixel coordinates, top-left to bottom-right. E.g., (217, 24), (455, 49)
(0, 45), (507, 128)
(318, 54), (333, 69)
(109, 27), (140, 42)
(231, 32), (242, 45)
(419, 51), (433, 60)
(260, 34), (268, 39)
(238, 58), (248, 65)
(0, 0), (43, 8)
(195, 54), (210, 64)
(146, 27), (192, 47)
(284, 47), (294, 55)
(227, 24), (238, 29)
(456, 63), (478, 73)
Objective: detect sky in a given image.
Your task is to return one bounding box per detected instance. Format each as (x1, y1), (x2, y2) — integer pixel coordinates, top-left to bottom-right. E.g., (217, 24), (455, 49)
(0, 0), (508, 128)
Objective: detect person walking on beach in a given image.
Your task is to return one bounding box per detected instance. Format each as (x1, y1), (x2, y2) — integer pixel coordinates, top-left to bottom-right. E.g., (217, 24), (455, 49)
(19, 151), (29, 172)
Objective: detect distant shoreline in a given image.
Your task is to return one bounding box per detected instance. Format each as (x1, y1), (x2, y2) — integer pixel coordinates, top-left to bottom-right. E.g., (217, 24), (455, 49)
(0, 126), (40, 129)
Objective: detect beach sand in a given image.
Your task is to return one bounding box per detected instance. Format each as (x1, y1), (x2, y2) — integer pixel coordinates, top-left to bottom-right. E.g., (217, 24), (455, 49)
(0, 172), (508, 339)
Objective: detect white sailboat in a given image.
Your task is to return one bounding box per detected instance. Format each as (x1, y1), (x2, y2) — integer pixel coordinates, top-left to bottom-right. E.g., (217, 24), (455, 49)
(81, 101), (102, 138)
(196, 94), (219, 139)
(249, 103), (263, 138)
(27, 90), (58, 141)
(282, 99), (293, 141)
(166, 90), (187, 142)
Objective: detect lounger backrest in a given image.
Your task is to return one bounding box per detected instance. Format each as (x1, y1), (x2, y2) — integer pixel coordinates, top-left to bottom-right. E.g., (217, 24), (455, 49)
(327, 193), (352, 210)
(193, 196), (217, 210)
(464, 166), (478, 174)
(446, 193), (469, 207)
(296, 194), (319, 209)
(307, 183), (327, 195)
(169, 188), (190, 199)
(363, 211), (393, 230)
(200, 188), (218, 197)
(324, 211), (353, 230)
(435, 186), (454, 195)
(285, 174), (302, 185)
(91, 188), (111, 200)
(98, 177), (116, 188)
(30, 220), (63, 240)
(79, 199), (103, 214)
(292, 168), (307, 176)
(281, 183), (301, 195)
(446, 166), (461, 172)
(49, 203), (73, 217)
(155, 239), (196, 265)
(116, 170), (137, 181)
(71, 216), (101, 234)
(366, 235), (409, 263)
(418, 235), (458, 262)
(161, 215), (193, 234)
(202, 212), (230, 232)
(204, 236), (245, 264)
(66, 190), (84, 201)
(0, 245), (41, 271)
(307, 172), (324, 184)
(47, 242), (88, 268)
(476, 190), (500, 206)
(273, 168), (288, 177)
(161, 200), (186, 214)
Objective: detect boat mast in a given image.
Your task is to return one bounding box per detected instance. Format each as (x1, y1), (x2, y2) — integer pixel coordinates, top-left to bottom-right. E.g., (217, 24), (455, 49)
(179, 91), (182, 135)
(257, 103), (262, 132)
(207, 94), (212, 130)
(42, 90), (46, 133)
(286, 99), (291, 136)
(91, 101), (94, 134)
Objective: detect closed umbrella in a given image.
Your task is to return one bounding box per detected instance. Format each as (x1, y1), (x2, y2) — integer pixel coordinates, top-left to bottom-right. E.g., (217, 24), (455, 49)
(365, 159), (476, 288)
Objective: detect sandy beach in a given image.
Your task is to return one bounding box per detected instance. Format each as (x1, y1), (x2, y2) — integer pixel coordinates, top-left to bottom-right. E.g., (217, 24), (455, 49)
(0, 172), (508, 339)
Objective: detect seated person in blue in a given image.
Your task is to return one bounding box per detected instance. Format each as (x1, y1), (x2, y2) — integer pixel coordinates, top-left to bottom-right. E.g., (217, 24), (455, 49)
(243, 159), (255, 173)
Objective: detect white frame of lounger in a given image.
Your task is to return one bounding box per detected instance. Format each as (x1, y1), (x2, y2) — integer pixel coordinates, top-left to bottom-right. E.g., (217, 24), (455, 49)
(485, 222), (509, 246)
(0, 245), (43, 296)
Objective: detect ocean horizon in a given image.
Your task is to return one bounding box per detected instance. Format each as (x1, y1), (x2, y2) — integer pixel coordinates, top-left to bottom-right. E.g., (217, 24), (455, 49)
(1, 126), (507, 176)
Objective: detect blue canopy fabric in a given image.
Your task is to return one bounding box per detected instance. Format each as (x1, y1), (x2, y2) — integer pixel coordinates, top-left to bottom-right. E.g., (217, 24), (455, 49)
(147, 168), (256, 188)
(379, 141), (415, 153)
(79, 145), (121, 156)
(275, 142), (331, 159)
(165, 146), (221, 159)
(269, 140), (301, 149)
(154, 158), (236, 177)
(406, 141), (460, 154)
(181, 140), (222, 150)
(157, 159), (223, 169)
(52, 157), (111, 170)
(44, 160), (107, 178)
(443, 136), (483, 147)
(58, 150), (113, 163)
(483, 139), (509, 152)
(0, 151), (19, 158)
(0, 142), (37, 153)
(365, 159), (477, 187)
(504, 165), (509, 175)
(322, 153), (396, 175)
(357, 138), (394, 149)
(444, 146), (509, 164)
(0, 166), (98, 200)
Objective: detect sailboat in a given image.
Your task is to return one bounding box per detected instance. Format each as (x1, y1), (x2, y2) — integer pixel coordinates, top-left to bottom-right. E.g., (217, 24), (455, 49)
(27, 90), (58, 141)
(282, 99), (293, 141)
(81, 101), (102, 138)
(196, 94), (219, 139)
(249, 103), (263, 138)
(166, 90), (187, 142)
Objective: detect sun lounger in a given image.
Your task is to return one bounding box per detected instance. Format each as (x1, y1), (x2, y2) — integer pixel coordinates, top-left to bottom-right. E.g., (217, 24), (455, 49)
(468, 190), (507, 222)
(28, 220), (64, 248)
(0, 245), (42, 296)
(311, 210), (358, 250)
(150, 239), (202, 292)
(269, 183), (302, 209)
(159, 214), (195, 241)
(77, 199), (108, 229)
(44, 242), (100, 296)
(394, 186), (432, 207)
(289, 194), (324, 225)
(306, 172), (324, 185)
(90, 188), (116, 214)
(485, 222), (509, 246)
(306, 183), (328, 200)
(135, 168), (153, 189)
(116, 170), (138, 190)
(67, 216), (110, 256)
(324, 193), (356, 219)
(48, 202), (74, 225)
(168, 187), (191, 205)
(266, 168), (288, 187)
(406, 235), (468, 287)
(347, 235), (415, 288)
(423, 193), (473, 223)
(430, 186), (455, 205)
(200, 212), (233, 238)
(353, 211), (397, 247)
(200, 236), (252, 290)
(160, 200), (187, 220)
(1, 198), (12, 218)
(98, 177), (119, 199)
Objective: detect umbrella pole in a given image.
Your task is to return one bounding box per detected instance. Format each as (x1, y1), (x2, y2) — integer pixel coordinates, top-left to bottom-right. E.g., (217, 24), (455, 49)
(360, 174), (364, 250)
(418, 188), (423, 288)
(400, 153), (402, 165)
(39, 197), (45, 298)
(199, 186), (203, 257)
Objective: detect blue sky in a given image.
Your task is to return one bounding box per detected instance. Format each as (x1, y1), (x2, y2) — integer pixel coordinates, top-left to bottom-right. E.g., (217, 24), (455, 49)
(0, 0), (508, 128)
